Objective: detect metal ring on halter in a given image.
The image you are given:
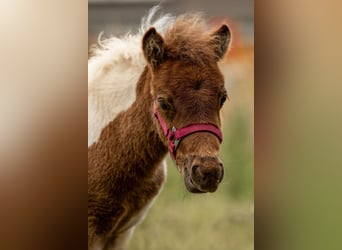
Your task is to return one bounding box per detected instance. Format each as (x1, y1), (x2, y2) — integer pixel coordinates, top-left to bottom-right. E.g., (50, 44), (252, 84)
(171, 126), (181, 153)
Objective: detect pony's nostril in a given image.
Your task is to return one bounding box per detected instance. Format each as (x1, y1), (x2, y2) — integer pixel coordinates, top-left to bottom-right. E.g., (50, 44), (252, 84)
(191, 165), (200, 175)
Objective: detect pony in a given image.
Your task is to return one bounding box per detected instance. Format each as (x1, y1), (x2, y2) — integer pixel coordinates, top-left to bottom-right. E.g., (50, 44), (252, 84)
(88, 7), (231, 250)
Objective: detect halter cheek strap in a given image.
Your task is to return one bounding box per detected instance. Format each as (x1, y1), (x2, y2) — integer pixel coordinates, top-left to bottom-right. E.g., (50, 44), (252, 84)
(153, 109), (223, 160)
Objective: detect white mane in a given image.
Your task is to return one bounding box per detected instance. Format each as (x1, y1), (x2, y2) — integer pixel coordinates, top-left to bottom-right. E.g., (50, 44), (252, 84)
(88, 6), (175, 147)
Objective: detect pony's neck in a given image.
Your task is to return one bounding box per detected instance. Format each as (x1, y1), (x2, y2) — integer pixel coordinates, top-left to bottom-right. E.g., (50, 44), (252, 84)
(89, 66), (167, 176)
(125, 66), (168, 170)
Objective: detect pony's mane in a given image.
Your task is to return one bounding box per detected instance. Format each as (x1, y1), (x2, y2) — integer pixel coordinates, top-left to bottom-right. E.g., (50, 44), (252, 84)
(88, 6), (217, 146)
(88, 6), (174, 84)
(88, 6), (175, 146)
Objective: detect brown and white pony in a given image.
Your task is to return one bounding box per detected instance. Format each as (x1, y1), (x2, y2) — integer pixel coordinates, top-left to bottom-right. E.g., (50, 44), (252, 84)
(88, 7), (231, 250)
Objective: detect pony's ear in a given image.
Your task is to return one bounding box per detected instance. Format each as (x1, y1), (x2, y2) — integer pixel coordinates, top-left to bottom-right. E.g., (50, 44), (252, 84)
(211, 24), (231, 60)
(142, 27), (165, 68)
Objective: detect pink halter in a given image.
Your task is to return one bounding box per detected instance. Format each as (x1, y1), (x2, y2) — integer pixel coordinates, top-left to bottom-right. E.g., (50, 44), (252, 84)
(153, 109), (223, 160)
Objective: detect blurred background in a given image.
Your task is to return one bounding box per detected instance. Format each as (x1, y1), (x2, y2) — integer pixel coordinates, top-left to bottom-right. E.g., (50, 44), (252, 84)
(89, 1), (254, 249)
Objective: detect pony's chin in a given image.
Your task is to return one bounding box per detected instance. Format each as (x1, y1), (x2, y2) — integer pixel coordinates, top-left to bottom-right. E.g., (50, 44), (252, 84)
(184, 168), (206, 193)
(185, 177), (206, 193)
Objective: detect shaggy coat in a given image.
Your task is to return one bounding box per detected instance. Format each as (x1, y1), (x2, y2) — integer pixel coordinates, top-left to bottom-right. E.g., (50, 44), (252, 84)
(88, 7), (230, 250)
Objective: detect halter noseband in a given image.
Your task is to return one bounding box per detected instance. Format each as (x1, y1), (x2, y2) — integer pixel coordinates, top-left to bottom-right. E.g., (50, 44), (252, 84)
(153, 109), (223, 160)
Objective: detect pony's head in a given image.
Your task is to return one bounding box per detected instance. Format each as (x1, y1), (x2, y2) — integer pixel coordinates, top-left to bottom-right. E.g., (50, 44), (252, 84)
(142, 15), (230, 193)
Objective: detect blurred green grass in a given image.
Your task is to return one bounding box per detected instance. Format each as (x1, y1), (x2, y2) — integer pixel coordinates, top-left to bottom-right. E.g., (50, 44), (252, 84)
(128, 98), (254, 250)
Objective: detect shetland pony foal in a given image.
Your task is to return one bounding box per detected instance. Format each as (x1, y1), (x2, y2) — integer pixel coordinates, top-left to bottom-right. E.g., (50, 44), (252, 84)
(88, 11), (231, 250)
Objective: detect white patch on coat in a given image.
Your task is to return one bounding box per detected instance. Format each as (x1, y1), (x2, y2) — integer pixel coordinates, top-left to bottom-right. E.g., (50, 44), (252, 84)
(88, 6), (175, 147)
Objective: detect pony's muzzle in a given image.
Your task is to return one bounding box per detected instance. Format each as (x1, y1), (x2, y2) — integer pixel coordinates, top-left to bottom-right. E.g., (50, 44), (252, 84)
(187, 156), (224, 193)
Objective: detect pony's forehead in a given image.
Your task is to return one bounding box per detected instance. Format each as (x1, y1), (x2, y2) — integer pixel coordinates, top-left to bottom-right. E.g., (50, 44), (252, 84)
(155, 60), (224, 87)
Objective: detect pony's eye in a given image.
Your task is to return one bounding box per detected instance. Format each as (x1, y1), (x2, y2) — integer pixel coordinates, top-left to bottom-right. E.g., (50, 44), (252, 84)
(220, 95), (227, 107)
(160, 101), (169, 110)
(158, 98), (169, 111)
